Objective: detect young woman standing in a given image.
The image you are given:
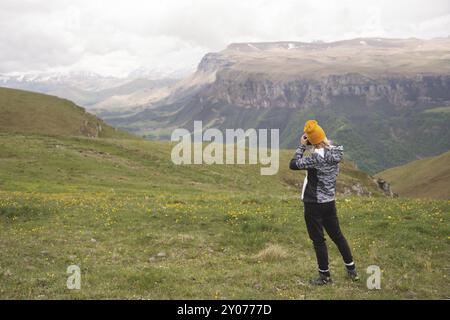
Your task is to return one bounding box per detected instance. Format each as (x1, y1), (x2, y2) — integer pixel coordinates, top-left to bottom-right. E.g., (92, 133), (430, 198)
(289, 120), (359, 285)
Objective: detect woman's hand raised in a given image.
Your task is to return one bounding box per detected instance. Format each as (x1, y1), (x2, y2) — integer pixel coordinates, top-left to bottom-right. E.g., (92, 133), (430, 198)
(300, 133), (309, 146)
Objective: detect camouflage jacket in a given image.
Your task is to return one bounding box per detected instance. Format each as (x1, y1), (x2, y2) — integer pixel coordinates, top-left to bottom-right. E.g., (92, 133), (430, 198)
(289, 144), (344, 203)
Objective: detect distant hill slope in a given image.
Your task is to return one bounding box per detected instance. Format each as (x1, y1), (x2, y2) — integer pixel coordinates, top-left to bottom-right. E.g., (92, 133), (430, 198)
(376, 150), (450, 199)
(0, 87), (135, 139)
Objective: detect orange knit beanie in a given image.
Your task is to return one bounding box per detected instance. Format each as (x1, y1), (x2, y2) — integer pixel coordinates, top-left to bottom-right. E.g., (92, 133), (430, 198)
(304, 120), (326, 145)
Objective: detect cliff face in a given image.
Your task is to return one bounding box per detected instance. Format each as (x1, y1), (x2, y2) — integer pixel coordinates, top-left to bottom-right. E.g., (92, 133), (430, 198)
(207, 71), (450, 109)
(197, 38), (450, 109)
(197, 53), (235, 73)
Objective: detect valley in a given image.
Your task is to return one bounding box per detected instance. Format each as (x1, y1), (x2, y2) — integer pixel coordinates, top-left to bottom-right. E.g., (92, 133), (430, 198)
(108, 38), (450, 174)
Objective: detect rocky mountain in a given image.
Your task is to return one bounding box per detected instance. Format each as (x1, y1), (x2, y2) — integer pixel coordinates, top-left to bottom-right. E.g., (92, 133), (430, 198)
(108, 38), (450, 173)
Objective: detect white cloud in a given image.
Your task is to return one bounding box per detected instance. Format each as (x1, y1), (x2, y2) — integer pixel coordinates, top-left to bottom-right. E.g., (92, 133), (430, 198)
(1, 0), (449, 77)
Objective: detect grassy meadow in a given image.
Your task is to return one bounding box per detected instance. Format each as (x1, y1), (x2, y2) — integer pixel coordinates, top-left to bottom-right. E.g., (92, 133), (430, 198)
(0, 133), (448, 299)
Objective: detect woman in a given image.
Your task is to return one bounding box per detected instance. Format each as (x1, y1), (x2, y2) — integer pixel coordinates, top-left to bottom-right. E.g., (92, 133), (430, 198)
(289, 120), (359, 285)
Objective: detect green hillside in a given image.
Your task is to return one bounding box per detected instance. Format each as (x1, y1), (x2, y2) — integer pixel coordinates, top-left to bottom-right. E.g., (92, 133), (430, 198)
(0, 132), (448, 299)
(376, 150), (450, 200)
(0, 87), (134, 139)
(0, 88), (448, 299)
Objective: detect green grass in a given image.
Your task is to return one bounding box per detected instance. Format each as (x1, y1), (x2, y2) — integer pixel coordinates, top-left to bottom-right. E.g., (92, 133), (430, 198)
(0, 133), (448, 299)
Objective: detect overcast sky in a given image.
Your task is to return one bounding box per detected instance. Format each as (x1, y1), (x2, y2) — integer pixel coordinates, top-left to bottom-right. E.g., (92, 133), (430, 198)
(1, 0), (449, 77)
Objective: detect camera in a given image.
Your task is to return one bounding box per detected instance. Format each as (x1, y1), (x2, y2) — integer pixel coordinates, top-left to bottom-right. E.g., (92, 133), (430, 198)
(303, 133), (312, 145)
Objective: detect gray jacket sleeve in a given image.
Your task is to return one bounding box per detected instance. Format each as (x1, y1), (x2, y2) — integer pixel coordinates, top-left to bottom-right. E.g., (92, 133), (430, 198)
(289, 145), (317, 170)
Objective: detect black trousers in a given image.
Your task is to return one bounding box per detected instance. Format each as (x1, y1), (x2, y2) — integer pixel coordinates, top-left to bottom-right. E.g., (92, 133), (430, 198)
(304, 200), (353, 272)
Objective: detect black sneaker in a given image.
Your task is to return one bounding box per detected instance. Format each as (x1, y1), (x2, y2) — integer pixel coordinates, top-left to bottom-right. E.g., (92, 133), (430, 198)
(310, 273), (333, 286)
(347, 268), (360, 282)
